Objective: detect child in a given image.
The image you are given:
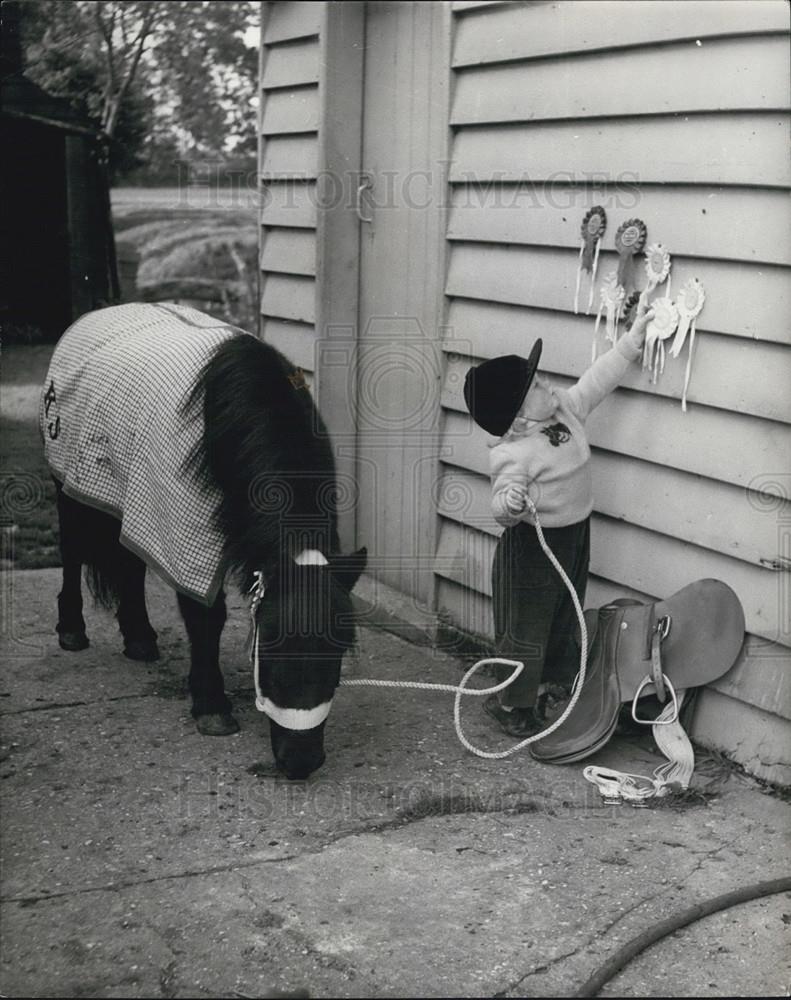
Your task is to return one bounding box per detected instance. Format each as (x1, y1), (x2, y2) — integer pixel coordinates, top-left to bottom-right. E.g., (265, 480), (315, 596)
(462, 305), (654, 737)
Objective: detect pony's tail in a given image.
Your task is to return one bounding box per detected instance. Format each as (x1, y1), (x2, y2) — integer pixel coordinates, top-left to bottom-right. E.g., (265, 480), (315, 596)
(55, 481), (125, 610)
(85, 561), (121, 610)
(82, 518), (126, 610)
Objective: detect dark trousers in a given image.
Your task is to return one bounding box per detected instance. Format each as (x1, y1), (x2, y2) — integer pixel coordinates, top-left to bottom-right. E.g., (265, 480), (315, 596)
(492, 517), (590, 709)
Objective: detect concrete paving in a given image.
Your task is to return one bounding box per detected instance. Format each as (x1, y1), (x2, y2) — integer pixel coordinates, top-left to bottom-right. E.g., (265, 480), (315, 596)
(1, 568), (790, 998)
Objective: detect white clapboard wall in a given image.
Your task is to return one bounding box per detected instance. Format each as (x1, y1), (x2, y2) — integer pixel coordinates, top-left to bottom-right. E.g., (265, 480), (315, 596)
(259, 1), (322, 383)
(436, 0), (791, 784)
(258, 1), (791, 784)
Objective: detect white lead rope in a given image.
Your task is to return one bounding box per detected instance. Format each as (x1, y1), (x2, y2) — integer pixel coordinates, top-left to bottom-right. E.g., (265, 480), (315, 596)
(248, 499), (589, 758)
(250, 507), (693, 795)
(249, 506), (696, 797)
(342, 496), (591, 760)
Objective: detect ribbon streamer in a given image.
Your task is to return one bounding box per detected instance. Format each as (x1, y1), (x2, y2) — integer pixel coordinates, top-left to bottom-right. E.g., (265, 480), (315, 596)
(593, 272), (625, 360)
(574, 206), (607, 315)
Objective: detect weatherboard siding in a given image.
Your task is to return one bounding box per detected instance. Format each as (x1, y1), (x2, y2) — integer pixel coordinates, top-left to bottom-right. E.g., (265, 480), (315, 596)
(438, 0), (791, 779)
(259, 1), (320, 374)
(256, 2), (791, 783)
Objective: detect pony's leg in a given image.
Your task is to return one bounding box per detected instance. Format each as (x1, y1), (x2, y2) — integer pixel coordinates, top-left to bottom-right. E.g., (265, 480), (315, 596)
(55, 483), (89, 651)
(177, 590), (239, 736)
(116, 547), (159, 662)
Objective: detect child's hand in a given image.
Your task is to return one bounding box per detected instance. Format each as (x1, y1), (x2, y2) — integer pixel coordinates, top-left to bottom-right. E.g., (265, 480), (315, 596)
(504, 484), (528, 515)
(629, 304), (655, 347)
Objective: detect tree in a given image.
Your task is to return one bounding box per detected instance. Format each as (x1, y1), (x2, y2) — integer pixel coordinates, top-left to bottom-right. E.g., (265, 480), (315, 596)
(90, 1), (158, 138)
(150, 1), (259, 157)
(19, 1), (259, 177)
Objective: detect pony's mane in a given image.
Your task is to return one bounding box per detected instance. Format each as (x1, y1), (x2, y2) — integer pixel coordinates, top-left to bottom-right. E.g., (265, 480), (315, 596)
(183, 334), (340, 587)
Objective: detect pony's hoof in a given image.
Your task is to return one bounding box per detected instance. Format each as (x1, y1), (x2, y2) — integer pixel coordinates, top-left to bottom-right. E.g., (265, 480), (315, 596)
(123, 639), (160, 662)
(196, 713), (240, 737)
(58, 631), (89, 651)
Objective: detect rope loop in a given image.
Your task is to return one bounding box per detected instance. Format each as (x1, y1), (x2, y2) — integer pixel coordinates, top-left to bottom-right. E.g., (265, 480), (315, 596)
(249, 497), (590, 758)
(246, 495), (701, 797)
(340, 496), (591, 760)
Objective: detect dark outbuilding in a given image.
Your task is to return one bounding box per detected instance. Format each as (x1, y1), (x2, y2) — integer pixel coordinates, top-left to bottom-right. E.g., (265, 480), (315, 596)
(1, 0), (118, 339)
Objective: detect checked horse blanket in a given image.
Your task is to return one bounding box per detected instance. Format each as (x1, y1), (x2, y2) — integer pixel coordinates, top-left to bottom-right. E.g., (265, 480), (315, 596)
(41, 302), (246, 605)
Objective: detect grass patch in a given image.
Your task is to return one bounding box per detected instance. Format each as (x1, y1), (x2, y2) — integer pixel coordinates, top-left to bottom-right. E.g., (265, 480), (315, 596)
(0, 344), (60, 569)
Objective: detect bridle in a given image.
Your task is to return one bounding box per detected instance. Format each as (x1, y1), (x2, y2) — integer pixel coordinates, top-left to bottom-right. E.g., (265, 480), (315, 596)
(248, 556), (335, 731)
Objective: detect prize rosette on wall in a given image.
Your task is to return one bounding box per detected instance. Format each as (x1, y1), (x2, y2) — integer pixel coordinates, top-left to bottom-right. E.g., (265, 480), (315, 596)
(643, 296), (679, 384)
(640, 243), (671, 307)
(578, 213), (709, 414)
(614, 218), (647, 291)
(574, 206), (607, 315)
(670, 277), (706, 412)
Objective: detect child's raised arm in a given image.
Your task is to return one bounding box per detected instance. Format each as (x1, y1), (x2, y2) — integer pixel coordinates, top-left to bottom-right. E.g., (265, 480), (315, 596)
(566, 307), (654, 420)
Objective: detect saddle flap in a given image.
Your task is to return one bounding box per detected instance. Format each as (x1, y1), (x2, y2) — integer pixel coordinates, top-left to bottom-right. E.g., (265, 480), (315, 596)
(614, 579), (745, 701)
(533, 605), (623, 764)
(530, 581), (745, 765)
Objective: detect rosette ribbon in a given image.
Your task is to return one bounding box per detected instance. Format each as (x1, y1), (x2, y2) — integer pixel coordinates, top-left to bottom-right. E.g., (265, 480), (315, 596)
(643, 296), (679, 384)
(670, 278), (706, 412)
(574, 206), (607, 315)
(614, 218), (647, 291)
(639, 243), (672, 308)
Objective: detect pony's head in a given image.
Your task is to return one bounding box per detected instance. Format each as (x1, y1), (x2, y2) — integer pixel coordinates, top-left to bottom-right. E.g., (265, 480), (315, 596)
(253, 547), (367, 779)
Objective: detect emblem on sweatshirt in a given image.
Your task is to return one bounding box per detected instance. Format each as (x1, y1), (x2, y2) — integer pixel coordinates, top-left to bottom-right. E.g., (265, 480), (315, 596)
(541, 422), (571, 447)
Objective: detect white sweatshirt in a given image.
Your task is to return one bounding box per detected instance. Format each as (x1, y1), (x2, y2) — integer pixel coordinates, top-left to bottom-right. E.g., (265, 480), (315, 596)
(490, 328), (643, 529)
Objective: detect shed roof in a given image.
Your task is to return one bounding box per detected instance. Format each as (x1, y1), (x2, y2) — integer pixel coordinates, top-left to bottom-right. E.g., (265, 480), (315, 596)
(0, 70), (101, 137)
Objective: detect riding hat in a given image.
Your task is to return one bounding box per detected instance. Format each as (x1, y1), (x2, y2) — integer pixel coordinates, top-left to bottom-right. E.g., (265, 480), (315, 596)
(463, 339), (542, 437)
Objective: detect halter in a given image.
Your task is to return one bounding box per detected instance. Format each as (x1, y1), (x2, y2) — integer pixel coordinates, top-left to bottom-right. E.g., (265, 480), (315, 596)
(248, 554), (335, 731)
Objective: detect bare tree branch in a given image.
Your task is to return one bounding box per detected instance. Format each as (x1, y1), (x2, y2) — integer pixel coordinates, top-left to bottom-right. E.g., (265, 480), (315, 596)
(118, 3), (130, 51)
(93, 3), (116, 95)
(103, 5), (158, 138)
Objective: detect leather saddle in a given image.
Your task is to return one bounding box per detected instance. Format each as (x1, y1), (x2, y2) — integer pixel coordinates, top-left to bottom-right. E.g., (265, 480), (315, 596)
(530, 579), (745, 765)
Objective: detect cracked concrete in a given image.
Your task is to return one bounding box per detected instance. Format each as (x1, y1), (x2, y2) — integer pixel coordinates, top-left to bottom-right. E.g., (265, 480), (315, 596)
(1, 569), (790, 998)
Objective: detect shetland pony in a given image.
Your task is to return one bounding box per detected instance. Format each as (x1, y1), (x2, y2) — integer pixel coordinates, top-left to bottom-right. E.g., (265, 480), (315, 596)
(44, 303), (365, 780)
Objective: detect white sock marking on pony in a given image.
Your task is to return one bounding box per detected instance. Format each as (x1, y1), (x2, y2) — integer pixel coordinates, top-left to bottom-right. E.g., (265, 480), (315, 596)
(294, 549), (329, 566)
